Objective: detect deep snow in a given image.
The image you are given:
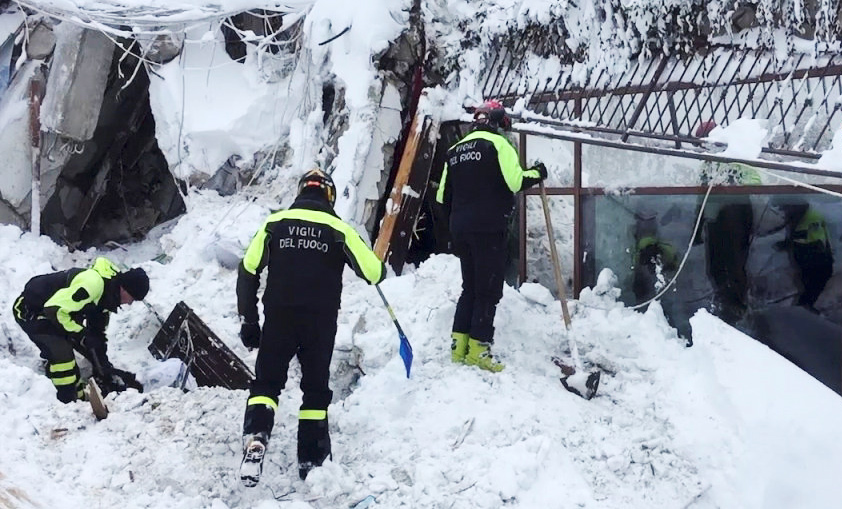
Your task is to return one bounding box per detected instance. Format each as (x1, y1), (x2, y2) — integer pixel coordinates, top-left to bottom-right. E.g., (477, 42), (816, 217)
(1, 191), (842, 508)
(2, 0), (842, 507)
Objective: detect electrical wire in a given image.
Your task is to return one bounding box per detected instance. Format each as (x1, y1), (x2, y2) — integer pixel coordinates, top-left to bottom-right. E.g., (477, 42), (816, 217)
(627, 182), (714, 310)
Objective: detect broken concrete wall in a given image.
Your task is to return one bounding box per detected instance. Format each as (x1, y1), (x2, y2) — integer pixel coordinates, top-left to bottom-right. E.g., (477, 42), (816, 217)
(39, 33), (185, 247)
(320, 3), (425, 236)
(0, 61), (37, 228)
(40, 23), (113, 142)
(0, 10), (185, 248)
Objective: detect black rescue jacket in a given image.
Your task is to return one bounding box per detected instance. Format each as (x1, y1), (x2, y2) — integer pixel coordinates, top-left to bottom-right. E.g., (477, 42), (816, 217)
(14, 257), (121, 359)
(435, 126), (543, 234)
(236, 190), (386, 323)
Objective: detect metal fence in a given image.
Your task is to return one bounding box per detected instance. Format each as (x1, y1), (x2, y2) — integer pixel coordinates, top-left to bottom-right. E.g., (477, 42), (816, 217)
(481, 31), (842, 162)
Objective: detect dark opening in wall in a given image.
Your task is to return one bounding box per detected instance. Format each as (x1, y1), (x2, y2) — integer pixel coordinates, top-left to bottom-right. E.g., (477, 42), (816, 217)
(41, 40), (185, 248)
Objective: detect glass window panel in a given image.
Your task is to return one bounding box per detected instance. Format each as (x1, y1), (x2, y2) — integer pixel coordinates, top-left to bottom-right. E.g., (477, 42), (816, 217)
(582, 145), (700, 187)
(524, 194), (575, 298)
(580, 191), (842, 340)
(524, 136), (574, 187)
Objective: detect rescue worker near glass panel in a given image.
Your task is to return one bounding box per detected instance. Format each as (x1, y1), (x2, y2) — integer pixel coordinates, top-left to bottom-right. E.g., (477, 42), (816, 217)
(768, 197), (834, 313)
(11, 257), (149, 403)
(630, 211), (690, 340)
(435, 100), (547, 372)
(236, 169), (385, 486)
(693, 121), (760, 326)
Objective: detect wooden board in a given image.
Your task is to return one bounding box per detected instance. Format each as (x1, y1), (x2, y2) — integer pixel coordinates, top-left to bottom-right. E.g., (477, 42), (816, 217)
(148, 301), (254, 390)
(373, 113), (440, 274)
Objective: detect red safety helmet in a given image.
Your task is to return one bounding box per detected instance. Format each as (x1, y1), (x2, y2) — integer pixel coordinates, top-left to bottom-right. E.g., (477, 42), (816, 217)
(298, 168), (336, 206)
(473, 99), (512, 131)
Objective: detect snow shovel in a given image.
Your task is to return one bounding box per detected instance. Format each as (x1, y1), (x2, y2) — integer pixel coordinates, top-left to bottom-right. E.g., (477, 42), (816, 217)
(375, 285), (413, 378)
(538, 181), (600, 400)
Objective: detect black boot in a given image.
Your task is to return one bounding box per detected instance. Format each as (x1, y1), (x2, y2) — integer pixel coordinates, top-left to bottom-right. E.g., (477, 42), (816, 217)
(298, 417), (331, 480)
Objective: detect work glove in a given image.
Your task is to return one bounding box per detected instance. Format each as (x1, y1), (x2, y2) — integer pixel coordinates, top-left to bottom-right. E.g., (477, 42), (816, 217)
(78, 333), (113, 378)
(531, 162), (548, 180)
(104, 369), (142, 393)
(240, 322), (261, 349)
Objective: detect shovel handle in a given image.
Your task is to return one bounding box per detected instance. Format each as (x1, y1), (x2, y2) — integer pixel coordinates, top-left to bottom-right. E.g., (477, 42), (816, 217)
(538, 181), (572, 329)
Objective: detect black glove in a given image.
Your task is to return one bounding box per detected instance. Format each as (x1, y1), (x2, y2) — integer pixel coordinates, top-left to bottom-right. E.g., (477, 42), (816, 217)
(103, 369), (144, 394)
(531, 162), (548, 180)
(79, 334), (113, 378)
(240, 322), (261, 349)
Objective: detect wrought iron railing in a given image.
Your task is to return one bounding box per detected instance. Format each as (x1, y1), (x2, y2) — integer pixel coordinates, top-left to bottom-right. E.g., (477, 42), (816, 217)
(481, 34), (842, 161)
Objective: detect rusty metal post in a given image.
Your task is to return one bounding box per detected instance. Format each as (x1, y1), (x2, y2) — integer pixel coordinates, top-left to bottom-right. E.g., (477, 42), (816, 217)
(28, 67), (45, 236)
(573, 97), (583, 297)
(517, 131), (528, 285)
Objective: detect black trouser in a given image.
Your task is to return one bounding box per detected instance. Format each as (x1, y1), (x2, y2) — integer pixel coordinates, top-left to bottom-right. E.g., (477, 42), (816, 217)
(451, 231), (507, 343)
(706, 203), (753, 325)
(793, 243), (834, 307)
(13, 296), (83, 403)
(242, 306), (337, 473)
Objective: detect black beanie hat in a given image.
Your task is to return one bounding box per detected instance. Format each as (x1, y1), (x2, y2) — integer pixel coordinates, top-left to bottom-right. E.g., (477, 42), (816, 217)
(118, 268), (149, 301)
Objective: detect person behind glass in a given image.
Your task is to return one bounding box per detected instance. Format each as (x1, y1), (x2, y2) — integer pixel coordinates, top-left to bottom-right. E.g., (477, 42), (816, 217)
(435, 100), (547, 372)
(236, 168), (385, 486)
(11, 257), (149, 402)
(693, 121), (760, 326)
(632, 215), (679, 305)
(769, 197), (834, 313)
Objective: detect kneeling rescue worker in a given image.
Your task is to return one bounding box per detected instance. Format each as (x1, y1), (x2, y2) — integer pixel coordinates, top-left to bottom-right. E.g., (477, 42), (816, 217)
(237, 168), (385, 486)
(12, 257), (149, 402)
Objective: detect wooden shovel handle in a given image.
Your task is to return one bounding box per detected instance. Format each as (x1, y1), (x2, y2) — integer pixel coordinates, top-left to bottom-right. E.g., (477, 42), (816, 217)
(538, 181), (572, 329)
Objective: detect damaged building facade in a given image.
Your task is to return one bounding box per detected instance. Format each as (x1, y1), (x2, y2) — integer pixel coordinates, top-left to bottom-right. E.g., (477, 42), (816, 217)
(0, 6), (184, 247)
(0, 1), (423, 249)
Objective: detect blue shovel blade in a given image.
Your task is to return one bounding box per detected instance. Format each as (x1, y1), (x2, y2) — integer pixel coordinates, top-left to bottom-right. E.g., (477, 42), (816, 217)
(399, 334), (413, 378)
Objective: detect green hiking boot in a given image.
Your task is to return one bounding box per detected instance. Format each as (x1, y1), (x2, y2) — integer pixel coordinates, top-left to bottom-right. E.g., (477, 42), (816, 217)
(451, 332), (469, 363)
(465, 338), (504, 372)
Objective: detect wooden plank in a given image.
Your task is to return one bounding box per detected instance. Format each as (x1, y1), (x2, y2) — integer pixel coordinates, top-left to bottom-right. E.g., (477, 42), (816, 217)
(373, 113), (440, 274)
(148, 301), (254, 390)
(374, 113), (423, 261)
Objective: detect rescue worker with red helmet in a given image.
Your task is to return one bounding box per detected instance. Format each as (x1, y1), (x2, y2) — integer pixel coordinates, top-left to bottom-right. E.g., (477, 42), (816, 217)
(12, 257), (149, 402)
(237, 168), (385, 486)
(435, 100), (547, 372)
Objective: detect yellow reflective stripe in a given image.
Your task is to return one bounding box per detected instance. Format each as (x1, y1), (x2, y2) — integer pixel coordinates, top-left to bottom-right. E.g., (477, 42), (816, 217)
(459, 130), (524, 192)
(242, 221), (271, 275)
(52, 375), (78, 386)
(637, 236), (658, 251)
(299, 409), (327, 420)
(50, 359), (76, 372)
(43, 269), (105, 333)
(435, 163), (448, 204)
(13, 296), (24, 320)
(270, 209), (385, 285)
(247, 396), (278, 411)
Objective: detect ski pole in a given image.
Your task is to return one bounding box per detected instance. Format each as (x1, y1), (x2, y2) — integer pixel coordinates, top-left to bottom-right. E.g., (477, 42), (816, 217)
(375, 285), (413, 378)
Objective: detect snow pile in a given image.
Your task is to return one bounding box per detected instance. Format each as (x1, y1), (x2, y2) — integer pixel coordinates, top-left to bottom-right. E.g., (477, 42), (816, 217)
(1, 192), (842, 508)
(707, 119), (769, 160)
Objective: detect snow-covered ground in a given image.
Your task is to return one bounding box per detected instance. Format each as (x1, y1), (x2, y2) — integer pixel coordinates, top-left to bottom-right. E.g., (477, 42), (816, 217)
(1, 190), (842, 509)
(3, 1), (842, 508)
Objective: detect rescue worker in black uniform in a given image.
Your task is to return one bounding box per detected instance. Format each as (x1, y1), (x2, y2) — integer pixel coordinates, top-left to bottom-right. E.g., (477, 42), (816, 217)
(12, 257), (149, 403)
(435, 100), (547, 372)
(237, 169), (385, 486)
(769, 198), (834, 312)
